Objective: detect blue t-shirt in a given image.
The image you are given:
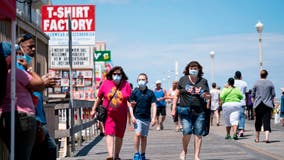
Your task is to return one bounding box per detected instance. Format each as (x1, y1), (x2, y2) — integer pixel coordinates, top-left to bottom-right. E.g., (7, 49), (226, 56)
(33, 91), (47, 125)
(154, 88), (166, 107)
(130, 87), (157, 121)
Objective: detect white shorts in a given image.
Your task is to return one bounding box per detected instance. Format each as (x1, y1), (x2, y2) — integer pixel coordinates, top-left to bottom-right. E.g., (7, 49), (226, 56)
(222, 102), (242, 127)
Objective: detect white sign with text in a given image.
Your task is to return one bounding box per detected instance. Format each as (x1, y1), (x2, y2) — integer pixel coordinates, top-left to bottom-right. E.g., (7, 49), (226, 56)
(49, 46), (93, 69)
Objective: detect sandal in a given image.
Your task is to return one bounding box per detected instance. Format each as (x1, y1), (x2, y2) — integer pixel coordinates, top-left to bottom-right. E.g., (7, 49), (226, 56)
(264, 140), (270, 143)
(254, 139), (259, 143)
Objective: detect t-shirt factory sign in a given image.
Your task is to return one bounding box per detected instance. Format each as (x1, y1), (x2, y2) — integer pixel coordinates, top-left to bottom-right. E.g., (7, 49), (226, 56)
(41, 5), (96, 45)
(49, 46), (93, 69)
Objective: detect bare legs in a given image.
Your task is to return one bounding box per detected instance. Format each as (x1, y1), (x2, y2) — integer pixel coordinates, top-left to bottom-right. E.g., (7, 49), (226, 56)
(105, 135), (123, 159)
(156, 115), (166, 130)
(134, 134), (147, 152)
(180, 134), (202, 160)
(226, 125), (238, 136)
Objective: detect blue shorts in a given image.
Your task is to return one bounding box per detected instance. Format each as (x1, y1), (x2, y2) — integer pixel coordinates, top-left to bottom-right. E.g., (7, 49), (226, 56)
(134, 119), (150, 136)
(178, 107), (206, 136)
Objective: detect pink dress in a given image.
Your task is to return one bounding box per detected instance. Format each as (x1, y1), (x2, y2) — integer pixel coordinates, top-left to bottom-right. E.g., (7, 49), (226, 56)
(98, 79), (132, 138)
(0, 68), (34, 115)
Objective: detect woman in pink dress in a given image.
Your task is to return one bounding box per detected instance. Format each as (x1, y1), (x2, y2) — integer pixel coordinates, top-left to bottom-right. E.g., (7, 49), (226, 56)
(91, 66), (132, 160)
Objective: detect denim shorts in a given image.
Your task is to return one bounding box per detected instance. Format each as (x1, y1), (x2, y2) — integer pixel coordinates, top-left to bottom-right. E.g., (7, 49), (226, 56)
(134, 119), (150, 136)
(178, 107), (206, 136)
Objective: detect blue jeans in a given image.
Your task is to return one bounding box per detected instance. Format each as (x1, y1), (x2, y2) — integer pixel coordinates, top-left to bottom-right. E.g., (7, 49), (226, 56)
(0, 112), (36, 160)
(238, 106), (246, 130)
(31, 126), (57, 160)
(178, 107), (206, 136)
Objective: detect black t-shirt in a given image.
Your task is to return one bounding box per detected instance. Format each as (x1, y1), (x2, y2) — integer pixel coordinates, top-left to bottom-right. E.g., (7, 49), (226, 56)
(178, 75), (209, 112)
(130, 87), (157, 121)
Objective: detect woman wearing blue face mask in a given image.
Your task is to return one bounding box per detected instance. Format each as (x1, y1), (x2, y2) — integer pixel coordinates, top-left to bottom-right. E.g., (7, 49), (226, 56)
(171, 61), (211, 160)
(91, 66), (132, 160)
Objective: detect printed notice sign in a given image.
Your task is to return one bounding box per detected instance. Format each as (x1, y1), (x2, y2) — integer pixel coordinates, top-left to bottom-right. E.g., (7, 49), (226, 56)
(50, 46), (93, 69)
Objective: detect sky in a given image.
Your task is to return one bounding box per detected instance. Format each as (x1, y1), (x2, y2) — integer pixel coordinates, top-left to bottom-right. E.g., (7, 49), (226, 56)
(51, 0), (284, 99)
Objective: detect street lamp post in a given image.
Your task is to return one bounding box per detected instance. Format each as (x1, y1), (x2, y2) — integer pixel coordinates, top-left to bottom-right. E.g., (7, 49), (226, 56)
(256, 21), (264, 71)
(210, 51), (215, 83)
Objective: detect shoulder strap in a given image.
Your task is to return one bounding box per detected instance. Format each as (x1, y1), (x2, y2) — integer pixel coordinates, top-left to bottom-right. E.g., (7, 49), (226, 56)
(106, 82), (121, 108)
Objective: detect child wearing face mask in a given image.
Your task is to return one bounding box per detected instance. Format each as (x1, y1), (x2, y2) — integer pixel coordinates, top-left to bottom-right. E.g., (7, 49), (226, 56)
(129, 73), (157, 160)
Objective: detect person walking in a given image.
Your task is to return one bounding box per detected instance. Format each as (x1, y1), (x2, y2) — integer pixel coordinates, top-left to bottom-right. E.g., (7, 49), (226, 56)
(168, 80), (182, 131)
(220, 78), (243, 140)
(252, 70), (275, 143)
(171, 61), (211, 160)
(91, 66), (132, 160)
(210, 82), (221, 126)
(234, 71), (247, 137)
(154, 80), (167, 131)
(246, 89), (254, 120)
(280, 88), (284, 126)
(129, 73), (157, 160)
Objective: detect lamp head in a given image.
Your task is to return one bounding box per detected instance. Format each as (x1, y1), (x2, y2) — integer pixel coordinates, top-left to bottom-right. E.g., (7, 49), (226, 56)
(256, 21), (264, 33)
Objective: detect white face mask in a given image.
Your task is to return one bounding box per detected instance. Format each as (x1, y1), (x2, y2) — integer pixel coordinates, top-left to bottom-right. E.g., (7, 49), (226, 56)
(189, 69), (198, 77)
(112, 75), (122, 83)
(138, 80), (147, 90)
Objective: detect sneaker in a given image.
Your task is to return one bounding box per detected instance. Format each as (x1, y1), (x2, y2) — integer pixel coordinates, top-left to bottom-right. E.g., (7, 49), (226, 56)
(160, 123), (164, 130)
(140, 153), (146, 160)
(225, 135), (232, 140)
(156, 124), (161, 131)
(180, 153), (186, 160)
(133, 152), (140, 160)
(233, 134), (238, 140)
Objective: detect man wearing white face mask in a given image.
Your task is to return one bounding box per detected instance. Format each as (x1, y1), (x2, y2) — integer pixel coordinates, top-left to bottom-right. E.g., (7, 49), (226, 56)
(129, 73), (157, 160)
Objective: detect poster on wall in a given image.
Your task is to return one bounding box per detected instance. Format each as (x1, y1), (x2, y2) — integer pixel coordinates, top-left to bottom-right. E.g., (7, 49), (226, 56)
(49, 46), (93, 69)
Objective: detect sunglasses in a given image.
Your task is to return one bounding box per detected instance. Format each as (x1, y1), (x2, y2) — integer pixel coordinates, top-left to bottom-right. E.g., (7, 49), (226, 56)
(113, 73), (121, 76)
(19, 34), (33, 43)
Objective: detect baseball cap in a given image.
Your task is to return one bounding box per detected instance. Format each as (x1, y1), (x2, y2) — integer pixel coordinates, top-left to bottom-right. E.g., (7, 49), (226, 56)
(155, 80), (162, 84)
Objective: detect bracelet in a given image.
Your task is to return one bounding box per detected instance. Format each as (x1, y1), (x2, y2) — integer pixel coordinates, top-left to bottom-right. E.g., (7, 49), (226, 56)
(27, 67), (33, 73)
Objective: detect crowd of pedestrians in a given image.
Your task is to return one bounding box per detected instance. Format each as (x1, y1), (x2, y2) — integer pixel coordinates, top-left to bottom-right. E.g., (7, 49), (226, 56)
(1, 35), (281, 160)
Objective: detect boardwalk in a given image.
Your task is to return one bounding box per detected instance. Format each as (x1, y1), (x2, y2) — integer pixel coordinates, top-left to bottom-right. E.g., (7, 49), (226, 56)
(61, 111), (284, 160)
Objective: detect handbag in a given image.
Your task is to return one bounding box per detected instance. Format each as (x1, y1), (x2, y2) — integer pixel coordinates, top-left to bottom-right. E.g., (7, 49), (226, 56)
(95, 105), (107, 122)
(95, 83), (120, 123)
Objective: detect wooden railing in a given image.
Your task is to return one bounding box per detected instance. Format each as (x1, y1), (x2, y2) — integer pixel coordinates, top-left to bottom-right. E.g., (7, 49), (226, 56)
(44, 99), (97, 158)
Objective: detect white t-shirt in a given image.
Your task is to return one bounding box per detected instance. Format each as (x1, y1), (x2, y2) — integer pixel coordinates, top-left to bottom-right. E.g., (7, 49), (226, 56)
(210, 88), (220, 110)
(234, 79), (247, 106)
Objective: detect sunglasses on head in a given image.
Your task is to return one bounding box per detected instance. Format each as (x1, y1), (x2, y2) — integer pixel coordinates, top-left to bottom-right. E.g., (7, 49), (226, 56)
(19, 34), (33, 43)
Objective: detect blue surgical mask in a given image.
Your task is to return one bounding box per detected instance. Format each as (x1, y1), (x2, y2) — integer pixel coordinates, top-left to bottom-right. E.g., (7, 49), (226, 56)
(23, 54), (32, 65)
(112, 75), (122, 83)
(189, 69), (198, 77)
(16, 55), (26, 70)
(138, 80), (147, 90)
